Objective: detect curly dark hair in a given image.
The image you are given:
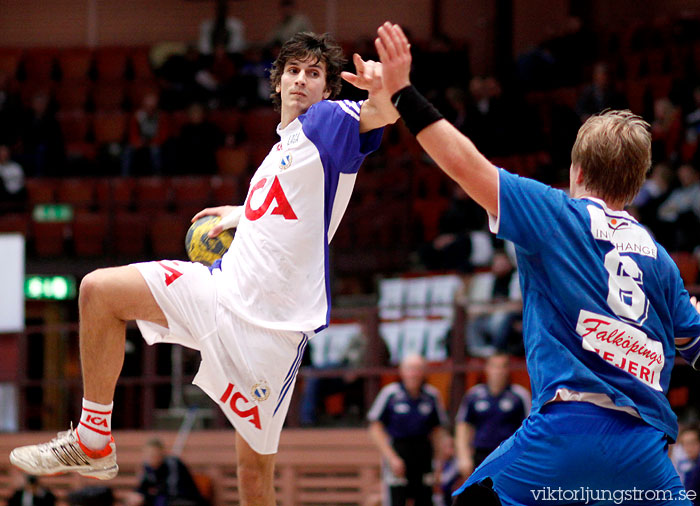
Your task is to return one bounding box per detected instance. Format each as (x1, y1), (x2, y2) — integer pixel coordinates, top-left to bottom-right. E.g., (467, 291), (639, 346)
(269, 32), (346, 111)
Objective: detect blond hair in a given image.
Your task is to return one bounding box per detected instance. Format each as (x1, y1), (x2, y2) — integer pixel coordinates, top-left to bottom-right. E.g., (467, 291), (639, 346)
(571, 110), (651, 205)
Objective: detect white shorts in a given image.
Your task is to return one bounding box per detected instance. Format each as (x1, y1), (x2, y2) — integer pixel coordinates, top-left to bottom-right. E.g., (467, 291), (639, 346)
(132, 260), (308, 455)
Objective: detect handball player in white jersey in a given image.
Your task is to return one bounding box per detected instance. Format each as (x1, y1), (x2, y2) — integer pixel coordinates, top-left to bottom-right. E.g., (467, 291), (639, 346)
(11, 32), (398, 505)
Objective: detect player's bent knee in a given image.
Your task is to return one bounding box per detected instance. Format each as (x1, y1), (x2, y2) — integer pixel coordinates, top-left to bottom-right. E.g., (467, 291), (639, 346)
(452, 478), (502, 506)
(79, 269), (111, 308)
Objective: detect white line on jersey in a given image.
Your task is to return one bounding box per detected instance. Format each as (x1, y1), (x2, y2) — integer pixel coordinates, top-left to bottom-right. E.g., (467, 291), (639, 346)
(337, 101), (360, 121)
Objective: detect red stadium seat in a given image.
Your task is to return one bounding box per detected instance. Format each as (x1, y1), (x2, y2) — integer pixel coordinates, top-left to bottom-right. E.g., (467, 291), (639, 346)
(171, 176), (212, 216)
(670, 251), (699, 286)
(110, 177), (136, 210)
(56, 178), (96, 210)
(134, 176), (171, 212)
(216, 146), (250, 176)
(150, 213), (188, 258)
(25, 179), (56, 205)
(209, 109), (243, 136)
(54, 81), (91, 111)
(31, 221), (67, 257)
(0, 214), (29, 235)
(93, 179), (111, 209)
(243, 108), (280, 146)
(129, 47), (154, 80)
(57, 110), (91, 143)
(23, 49), (57, 81)
(94, 48), (129, 81)
(72, 211), (108, 256)
(0, 49), (22, 78)
(57, 110), (94, 159)
(93, 111), (127, 144)
(57, 49), (93, 81)
(92, 81), (126, 111)
(211, 176), (241, 205)
(126, 79), (158, 110)
(113, 211), (148, 256)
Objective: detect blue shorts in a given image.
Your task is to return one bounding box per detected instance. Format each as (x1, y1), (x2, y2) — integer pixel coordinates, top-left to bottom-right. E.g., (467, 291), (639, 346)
(454, 402), (690, 505)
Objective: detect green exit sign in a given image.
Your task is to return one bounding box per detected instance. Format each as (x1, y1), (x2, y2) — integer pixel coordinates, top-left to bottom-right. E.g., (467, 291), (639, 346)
(25, 275), (77, 300)
(32, 204), (74, 223)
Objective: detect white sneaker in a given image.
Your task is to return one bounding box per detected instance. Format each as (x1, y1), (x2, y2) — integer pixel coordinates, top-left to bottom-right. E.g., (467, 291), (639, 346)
(10, 425), (118, 480)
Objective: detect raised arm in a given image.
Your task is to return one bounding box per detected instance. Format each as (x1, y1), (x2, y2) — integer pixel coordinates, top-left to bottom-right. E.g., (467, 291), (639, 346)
(375, 22), (499, 217)
(341, 53), (400, 133)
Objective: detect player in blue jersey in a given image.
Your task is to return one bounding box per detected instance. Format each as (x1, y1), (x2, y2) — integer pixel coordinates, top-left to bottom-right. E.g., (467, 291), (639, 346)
(368, 354), (449, 506)
(11, 32), (399, 506)
(455, 353), (530, 478)
(376, 22), (700, 505)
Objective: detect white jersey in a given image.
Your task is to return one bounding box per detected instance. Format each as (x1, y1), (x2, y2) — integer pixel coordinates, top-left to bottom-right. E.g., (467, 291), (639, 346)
(218, 100), (383, 332)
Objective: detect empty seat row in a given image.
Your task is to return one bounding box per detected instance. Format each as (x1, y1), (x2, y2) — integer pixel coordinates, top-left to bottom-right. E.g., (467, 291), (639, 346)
(24, 176), (243, 214)
(1, 210), (192, 258)
(0, 46), (154, 82)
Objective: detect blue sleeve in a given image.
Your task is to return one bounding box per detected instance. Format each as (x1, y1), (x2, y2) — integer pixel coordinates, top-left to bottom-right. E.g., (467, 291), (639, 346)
(495, 169), (569, 254)
(300, 100), (383, 175)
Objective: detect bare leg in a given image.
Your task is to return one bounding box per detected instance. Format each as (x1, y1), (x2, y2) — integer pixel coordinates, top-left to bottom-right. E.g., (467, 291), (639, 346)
(79, 266), (167, 404)
(236, 432), (276, 506)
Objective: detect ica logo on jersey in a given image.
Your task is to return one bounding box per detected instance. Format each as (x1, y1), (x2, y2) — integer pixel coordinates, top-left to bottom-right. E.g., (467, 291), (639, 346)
(245, 175), (298, 221)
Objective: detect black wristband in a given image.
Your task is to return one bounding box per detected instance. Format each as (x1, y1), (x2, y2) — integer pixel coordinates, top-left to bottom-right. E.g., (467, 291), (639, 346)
(391, 85), (444, 136)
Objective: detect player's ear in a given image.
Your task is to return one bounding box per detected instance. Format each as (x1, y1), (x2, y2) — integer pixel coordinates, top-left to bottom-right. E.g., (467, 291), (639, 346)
(323, 87), (331, 99)
(276, 82), (281, 94)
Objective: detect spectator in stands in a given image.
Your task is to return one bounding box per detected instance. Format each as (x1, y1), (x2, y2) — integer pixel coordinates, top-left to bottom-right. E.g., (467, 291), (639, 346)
(437, 434), (461, 506)
(198, 0), (245, 56)
(684, 86), (700, 148)
(444, 86), (468, 132)
(66, 486), (114, 506)
(418, 184), (486, 272)
(629, 162), (673, 236)
(464, 248), (523, 357)
(158, 45), (205, 111)
(0, 71), (22, 147)
(267, 0), (313, 47)
(461, 76), (509, 158)
(0, 144), (26, 212)
(124, 438), (208, 506)
(176, 103), (224, 174)
(576, 62), (628, 122)
(123, 92), (169, 175)
(678, 425), (700, 504)
(651, 97), (682, 163)
(196, 44), (249, 108)
(368, 354), (449, 506)
(657, 163), (700, 251)
(19, 92), (63, 177)
(7, 474), (56, 506)
(454, 353), (530, 479)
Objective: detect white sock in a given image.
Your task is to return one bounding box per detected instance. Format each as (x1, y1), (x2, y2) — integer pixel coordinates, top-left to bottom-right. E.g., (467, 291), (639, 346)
(76, 398), (113, 451)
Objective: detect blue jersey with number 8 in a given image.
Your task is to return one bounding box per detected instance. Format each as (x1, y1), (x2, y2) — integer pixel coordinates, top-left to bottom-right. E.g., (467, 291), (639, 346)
(492, 169), (700, 440)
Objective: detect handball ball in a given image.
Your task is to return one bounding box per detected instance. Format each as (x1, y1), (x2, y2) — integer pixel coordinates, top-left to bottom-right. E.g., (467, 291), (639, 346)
(185, 216), (234, 266)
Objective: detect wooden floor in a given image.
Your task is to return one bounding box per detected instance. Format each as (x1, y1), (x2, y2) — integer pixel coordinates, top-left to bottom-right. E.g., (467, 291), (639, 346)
(0, 429), (382, 506)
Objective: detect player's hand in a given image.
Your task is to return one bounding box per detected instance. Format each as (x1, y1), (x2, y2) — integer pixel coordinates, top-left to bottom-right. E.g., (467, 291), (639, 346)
(375, 22), (412, 97)
(457, 455), (474, 479)
(691, 296), (700, 313)
(341, 53), (383, 94)
(389, 454), (406, 478)
(191, 205), (243, 238)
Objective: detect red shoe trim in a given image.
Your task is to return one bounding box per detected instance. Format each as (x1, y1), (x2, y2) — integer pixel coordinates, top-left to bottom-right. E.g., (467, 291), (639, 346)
(76, 431), (114, 459)
(79, 421), (111, 436)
